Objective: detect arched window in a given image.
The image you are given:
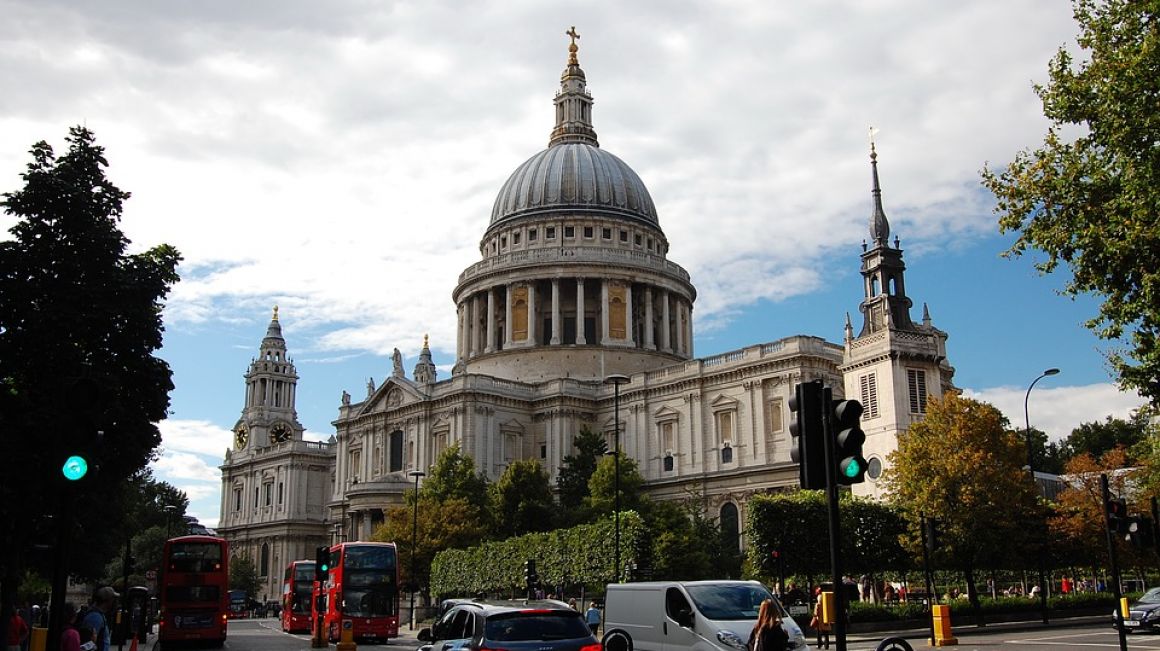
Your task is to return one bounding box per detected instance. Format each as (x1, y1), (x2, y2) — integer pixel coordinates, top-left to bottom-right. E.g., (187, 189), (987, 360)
(260, 543), (270, 578)
(870, 277), (880, 297)
(720, 503), (740, 552)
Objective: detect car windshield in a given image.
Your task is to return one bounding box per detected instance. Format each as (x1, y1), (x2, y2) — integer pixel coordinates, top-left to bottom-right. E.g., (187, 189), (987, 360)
(685, 584), (781, 620)
(485, 611), (592, 642)
(1138, 588), (1160, 604)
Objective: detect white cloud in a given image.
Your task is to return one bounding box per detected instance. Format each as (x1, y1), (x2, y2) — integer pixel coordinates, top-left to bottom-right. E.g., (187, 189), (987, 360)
(157, 419), (233, 457)
(964, 383), (1148, 442)
(152, 451), (222, 484)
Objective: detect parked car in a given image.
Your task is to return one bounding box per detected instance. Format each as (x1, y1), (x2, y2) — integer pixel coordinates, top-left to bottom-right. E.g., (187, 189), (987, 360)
(418, 600), (600, 651)
(1115, 587), (1160, 632)
(602, 580), (810, 651)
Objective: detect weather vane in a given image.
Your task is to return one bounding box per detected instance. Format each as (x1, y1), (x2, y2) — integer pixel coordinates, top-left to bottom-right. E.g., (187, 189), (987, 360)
(869, 125), (880, 153)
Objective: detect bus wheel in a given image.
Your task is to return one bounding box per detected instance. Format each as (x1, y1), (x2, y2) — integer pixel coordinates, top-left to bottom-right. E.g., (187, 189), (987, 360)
(603, 630), (633, 651)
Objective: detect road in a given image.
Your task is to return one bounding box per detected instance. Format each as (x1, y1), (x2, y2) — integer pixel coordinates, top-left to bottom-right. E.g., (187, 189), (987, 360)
(844, 619), (1156, 650)
(147, 618), (421, 650)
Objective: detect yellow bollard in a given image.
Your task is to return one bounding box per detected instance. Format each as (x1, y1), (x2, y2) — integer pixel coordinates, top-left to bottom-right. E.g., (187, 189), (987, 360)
(1121, 597), (1130, 619)
(928, 604), (958, 647)
(335, 618), (357, 651)
(29, 627), (47, 651)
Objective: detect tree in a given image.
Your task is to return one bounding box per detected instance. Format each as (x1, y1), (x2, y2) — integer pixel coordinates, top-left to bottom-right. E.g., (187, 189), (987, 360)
(556, 426), (607, 521)
(1050, 448), (1137, 571)
(882, 393), (1042, 611)
(1026, 426), (1067, 476)
(0, 127), (180, 632)
(1061, 413), (1153, 464)
(585, 452), (645, 515)
(490, 459), (556, 538)
(230, 555), (260, 598)
(981, 0), (1160, 405)
(372, 496), (487, 589)
(421, 444), (491, 513)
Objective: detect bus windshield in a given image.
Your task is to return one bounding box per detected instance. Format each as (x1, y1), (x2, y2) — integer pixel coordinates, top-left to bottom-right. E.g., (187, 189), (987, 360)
(342, 546), (397, 618)
(168, 542), (224, 573)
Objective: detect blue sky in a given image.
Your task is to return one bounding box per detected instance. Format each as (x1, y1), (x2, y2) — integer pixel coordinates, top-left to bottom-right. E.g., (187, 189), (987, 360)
(0, 1), (1146, 527)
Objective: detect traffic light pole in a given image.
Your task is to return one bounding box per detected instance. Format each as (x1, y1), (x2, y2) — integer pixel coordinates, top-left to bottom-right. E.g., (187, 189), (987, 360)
(1101, 474), (1129, 651)
(918, 513), (936, 646)
(820, 386), (847, 651)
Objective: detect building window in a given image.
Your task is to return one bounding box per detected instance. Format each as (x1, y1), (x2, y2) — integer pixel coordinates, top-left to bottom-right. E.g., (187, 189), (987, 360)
(546, 227), (556, 240)
(389, 431), (404, 472)
(860, 373), (880, 419)
(500, 236), (507, 249)
(658, 420), (676, 454)
(372, 445), (382, 477)
(584, 226), (594, 239)
(721, 444), (733, 464)
(513, 232), (521, 245)
(564, 225), (574, 238)
(263, 483), (272, 506)
(277, 482), (284, 505)
(260, 543), (270, 577)
(620, 230), (628, 243)
(764, 398), (783, 443)
(907, 368), (928, 414)
(540, 444), (547, 459)
(234, 489), (242, 512)
(720, 503), (740, 551)
(715, 410), (735, 443)
(602, 227), (611, 240)
(634, 233), (642, 246)
(647, 238), (653, 250)
(528, 229), (537, 242)
(253, 487), (259, 509)
(663, 454), (674, 472)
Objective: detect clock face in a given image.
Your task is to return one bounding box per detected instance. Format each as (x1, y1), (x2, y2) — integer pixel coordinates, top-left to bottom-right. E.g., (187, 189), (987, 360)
(269, 424), (291, 444)
(234, 426), (248, 449)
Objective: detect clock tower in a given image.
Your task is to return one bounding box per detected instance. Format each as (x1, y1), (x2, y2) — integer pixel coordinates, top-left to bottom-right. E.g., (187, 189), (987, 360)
(233, 306), (305, 451)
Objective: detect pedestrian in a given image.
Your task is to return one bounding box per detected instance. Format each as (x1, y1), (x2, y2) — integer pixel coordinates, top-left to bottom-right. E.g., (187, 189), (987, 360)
(746, 599), (788, 651)
(585, 601), (601, 635)
(567, 598), (578, 611)
(810, 589), (830, 650)
(82, 586), (118, 651)
(6, 608), (28, 651)
(60, 603), (83, 651)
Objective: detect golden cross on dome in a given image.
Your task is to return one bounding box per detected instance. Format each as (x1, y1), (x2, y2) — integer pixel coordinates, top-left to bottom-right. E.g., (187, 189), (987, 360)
(272, 305), (279, 321)
(567, 26), (580, 46)
(566, 26), (580, 65)
(423, 333), (429, 348)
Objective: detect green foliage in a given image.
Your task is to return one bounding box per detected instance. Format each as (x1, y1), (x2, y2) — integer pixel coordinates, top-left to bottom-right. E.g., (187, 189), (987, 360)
(981, 0), (1160, 405)
(490, 459), (556, 538)
(0, 126), (181, 587)
(586, 452), (644, 514)
(1063, 412), (1153, 464)
(373, 496), (488, 589)
(230, 555), (260, 597)
(556, 426), (607, 522)
(645, 501), (714, 580)
(1026, 427), (1067, 475)
(847, 592), (1127, 623)
(430, 512), (647, 597)
(746, 490), (907, 581)
(422, 444), (491, 513)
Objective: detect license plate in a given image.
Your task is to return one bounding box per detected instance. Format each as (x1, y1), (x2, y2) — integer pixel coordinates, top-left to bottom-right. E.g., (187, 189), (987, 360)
(1124, 620), (1141, 627)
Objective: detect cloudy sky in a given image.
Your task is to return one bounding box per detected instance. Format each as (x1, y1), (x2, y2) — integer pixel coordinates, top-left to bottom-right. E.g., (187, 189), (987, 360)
(1, 1), (1147, 528)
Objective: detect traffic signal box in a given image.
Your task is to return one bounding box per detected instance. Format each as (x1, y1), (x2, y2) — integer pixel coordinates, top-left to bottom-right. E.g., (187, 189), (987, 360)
(830, 399), (866, 486)
(1106, 498), (1129, 535)
(924, 517), (941, 554)
(789, 381), (826, 490)
(315, 546), (330, 583)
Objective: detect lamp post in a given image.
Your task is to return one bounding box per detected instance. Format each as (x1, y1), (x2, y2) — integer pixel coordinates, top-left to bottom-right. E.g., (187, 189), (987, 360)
(163, 505), (177, 539)
(408, 469), (425, 630)
(1025, 367), (1059, 626)
(604, 374), (630, 583)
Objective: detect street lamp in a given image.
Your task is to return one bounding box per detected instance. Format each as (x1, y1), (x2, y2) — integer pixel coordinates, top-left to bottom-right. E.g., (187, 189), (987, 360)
(408, 469), (425, 630)
(604, 373), (630, 583)
(1024, 367), (1059, 626)
(163, 505), (177, 539)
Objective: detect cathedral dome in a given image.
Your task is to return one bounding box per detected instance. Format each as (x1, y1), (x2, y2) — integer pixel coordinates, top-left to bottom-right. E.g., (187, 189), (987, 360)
(489, 143), (658, 228)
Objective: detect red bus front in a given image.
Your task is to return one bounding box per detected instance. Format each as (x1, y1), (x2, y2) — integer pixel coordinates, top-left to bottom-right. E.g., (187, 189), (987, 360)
(319, 542), (399, 641)
(158, 535), (229, 647)
(281, 560), (316, 633)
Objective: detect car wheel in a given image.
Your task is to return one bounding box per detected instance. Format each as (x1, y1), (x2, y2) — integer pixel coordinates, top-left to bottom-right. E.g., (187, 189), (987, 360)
(603, 630), (633, 651)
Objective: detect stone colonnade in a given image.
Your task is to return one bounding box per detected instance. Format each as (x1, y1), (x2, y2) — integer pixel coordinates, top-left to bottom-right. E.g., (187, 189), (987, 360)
(456, 277), (693, 362)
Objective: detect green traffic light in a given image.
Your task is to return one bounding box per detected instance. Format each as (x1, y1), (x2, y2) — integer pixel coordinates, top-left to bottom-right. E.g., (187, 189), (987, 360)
(841, 459), (864, 478)
(62, 455), (89, 481)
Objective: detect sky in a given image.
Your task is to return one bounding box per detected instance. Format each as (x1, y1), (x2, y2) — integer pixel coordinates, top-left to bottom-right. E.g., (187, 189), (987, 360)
(1, 1), (1149, 528)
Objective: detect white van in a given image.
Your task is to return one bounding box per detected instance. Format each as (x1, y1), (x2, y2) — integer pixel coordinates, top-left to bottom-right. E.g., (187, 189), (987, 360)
(602, 581), (809, 651)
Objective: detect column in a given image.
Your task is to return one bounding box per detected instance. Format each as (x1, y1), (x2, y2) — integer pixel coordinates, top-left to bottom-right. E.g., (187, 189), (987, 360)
(644, 286), (655, 350)
(626, 283), (634, 346)
(686, 302), (694, 357)
(676, 300), (686, 355)
(504, 283), (513, 348)
(473, 294), (483, 355)
(485, 288), (496, 353)
(456, 302), (464, 361)
(576, 278), (586, 345)
(550, 279), (561, 345)
(600, 279), (610, 345)
(527, 282), (537, 346)
(661, 290), (672, 353)
(462, 298), (472, 358)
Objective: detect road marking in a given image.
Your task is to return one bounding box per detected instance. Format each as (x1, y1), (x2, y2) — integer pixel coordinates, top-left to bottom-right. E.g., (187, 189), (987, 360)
(1006, 630), (1160, 647)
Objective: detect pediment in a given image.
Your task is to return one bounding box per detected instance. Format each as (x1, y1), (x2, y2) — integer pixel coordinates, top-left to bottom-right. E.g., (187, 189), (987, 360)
(359, 377), (423, 416)
(499, 419), (526, 434)
(653, 406), (680, 421)
(710, 394), (740, 410)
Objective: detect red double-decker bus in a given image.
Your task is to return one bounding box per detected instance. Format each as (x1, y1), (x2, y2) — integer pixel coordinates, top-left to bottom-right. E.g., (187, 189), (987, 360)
(281, 560), (316, 633)
(158, 535), (229, 648)
(316, 542), (400, 642)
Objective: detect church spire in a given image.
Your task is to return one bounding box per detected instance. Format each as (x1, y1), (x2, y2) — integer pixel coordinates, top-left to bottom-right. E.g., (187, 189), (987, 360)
(868, 130), (890, 247)
(549, 26), (599, 148)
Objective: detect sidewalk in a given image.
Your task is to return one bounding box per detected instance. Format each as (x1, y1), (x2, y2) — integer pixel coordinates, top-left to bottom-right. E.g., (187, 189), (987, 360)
(844, 612), (1108, 644)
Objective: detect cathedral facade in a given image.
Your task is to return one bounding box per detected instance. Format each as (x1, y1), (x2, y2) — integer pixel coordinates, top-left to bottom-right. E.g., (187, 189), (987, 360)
(217, 36), (954, 602)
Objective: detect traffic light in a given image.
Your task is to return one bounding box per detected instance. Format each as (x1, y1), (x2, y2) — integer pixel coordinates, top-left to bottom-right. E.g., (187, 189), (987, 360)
(1130, 516), (1155, 548)
(1107, 498), (1129, 534)
(315, 546), (330, 583)
(524, 559), (538, 586)
(789, 381), (826, 490)
(62, 455), (89, 481)
(924, 517), (941, 554)
(830, 398), (866, 485)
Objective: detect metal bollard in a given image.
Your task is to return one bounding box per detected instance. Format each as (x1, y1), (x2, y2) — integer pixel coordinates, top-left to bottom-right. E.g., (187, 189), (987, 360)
(928, 604), (958, 647)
